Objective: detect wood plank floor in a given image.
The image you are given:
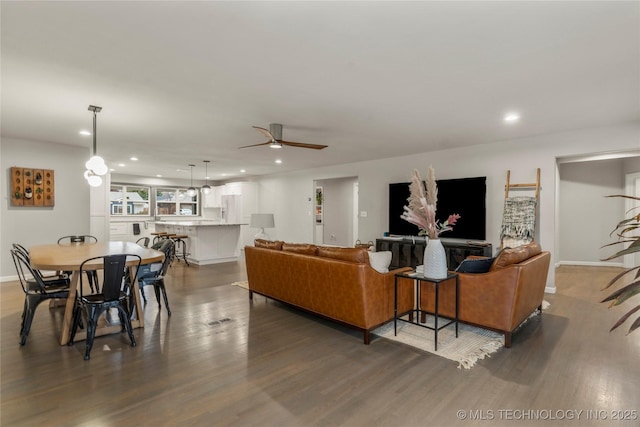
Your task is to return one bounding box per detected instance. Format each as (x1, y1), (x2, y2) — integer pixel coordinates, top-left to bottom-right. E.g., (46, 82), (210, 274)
(2, 261), (639, 426)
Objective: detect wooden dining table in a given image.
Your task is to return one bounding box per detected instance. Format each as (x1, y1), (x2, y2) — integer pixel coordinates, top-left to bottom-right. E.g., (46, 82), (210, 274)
(29, 241), (164, 345)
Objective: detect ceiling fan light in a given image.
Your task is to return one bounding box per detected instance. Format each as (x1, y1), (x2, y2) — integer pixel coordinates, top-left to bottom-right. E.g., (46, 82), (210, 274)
(269, 141), (282, 149)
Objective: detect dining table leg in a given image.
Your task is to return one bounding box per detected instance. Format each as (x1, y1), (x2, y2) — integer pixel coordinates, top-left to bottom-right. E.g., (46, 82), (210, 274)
(60, 271), (80, 346)
(129, 265), (145, 328)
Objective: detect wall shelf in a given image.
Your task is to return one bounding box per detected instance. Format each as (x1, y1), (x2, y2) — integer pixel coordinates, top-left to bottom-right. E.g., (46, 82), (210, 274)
(11, 167), (55, 207)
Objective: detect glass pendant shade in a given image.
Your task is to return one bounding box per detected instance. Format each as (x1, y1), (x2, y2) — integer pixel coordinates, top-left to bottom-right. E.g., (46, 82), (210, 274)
(186, 164), (196, 196)
(86, 155), (108, 176)
(201, 160), (211, 194)
(84, 105), (107, 186)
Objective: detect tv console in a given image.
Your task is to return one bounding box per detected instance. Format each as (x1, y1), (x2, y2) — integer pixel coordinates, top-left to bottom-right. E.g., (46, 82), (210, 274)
(376, 237), (493, 270)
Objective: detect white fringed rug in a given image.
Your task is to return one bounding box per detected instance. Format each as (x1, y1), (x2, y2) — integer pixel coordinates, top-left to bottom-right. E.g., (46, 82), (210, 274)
(231, 281), (249, 290)
(373, 301), (549, 370)
(372, 319), (504, 369)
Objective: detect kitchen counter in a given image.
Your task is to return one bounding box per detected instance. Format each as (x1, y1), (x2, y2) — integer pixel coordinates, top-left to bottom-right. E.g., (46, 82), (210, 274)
(152, 221), (245, 265)
(150, 220), (246, 227)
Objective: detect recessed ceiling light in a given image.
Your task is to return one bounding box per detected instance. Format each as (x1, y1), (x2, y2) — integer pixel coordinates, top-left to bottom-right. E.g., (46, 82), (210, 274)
(504, 113), (520, 123)
(221, 173), (228, 177)
(275, 159), (282, 164)
(156, 174), (163, 178)
(130, 157), (138, 161)
(118, 163), (126, 167)
(240, 169), (246, 173)
(79, 130), (91, 136)
(109, 168), (116, 172)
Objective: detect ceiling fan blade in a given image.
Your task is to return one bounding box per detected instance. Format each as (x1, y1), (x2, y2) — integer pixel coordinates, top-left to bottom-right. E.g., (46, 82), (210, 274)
(238, 141), (271, 149)
(252, 126), (275, 141)
(281, 140), (328, 150)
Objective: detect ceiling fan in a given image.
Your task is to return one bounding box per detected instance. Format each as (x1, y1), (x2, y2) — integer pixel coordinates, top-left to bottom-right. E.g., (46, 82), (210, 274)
(239, 123), (328, 150)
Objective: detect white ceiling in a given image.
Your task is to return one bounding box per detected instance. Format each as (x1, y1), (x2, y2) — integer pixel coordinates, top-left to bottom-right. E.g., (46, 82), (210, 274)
(2, 1), (639, 181)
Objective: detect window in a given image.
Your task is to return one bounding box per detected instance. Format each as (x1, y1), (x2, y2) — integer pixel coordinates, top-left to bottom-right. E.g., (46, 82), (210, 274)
(156, 188), (198, 216)
(110, 185), (150, 216)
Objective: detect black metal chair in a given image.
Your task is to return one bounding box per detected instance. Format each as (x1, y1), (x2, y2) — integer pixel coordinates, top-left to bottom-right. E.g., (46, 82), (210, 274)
(11, 243), (70, 287)
(69, 254), (141, 360)
(136, 237), (150, 248)
(11, 249), (70, 345)
(57, 235), (98, 244)
(58, 235), (99, 291)
(133, 239), (174, 315)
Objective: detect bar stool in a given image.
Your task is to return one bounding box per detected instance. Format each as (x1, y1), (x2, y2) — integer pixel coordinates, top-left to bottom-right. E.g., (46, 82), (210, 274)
(171, 235), (190, 266)
(151, 232), (168, 245)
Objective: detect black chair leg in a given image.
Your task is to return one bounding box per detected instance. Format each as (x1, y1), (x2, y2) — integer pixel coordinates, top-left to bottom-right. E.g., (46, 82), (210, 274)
(20, 296), (39, 346)
(69, 305), (82, 345)
(84, 306), (100, 360)
(158, 281), (172, 315)
(153, 285), (162, 308)
(117, 305), (136, 347)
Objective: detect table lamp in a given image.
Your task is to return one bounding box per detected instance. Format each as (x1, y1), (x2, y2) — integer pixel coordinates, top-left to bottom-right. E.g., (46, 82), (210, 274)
(250, 213), (275, 240)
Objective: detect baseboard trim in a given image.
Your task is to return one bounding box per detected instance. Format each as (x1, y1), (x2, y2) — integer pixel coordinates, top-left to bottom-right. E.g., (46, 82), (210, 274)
(545, 286), (556, 294)
(555, 261), (624, 268)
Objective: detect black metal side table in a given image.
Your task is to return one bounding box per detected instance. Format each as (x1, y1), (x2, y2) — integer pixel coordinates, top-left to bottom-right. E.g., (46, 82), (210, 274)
(394, 271), (459, 351)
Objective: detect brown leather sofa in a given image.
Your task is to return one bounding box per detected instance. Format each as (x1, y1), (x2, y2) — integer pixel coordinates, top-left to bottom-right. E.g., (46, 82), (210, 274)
(244, 240), (413, 344)
(419, 243), (551, 347)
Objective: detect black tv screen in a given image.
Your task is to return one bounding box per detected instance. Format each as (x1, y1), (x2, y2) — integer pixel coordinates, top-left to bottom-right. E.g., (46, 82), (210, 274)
(388, 177), (486, 240)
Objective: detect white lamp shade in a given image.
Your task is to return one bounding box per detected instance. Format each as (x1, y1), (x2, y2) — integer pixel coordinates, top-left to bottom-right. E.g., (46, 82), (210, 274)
(250, 213), (275, 229)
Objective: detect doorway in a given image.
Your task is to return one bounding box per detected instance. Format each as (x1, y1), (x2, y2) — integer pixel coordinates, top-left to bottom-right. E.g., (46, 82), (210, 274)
(313, 177), (358, 246)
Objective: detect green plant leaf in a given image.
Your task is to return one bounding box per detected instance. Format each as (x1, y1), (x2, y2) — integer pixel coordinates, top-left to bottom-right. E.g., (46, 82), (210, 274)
(601, 241), (640, 260)
(601, 266), (640, 290)
(603, 281), (640, 307)
(610, 304), (640, 332)
(627, 315), (640, 335)
(605, 194), (640, 201)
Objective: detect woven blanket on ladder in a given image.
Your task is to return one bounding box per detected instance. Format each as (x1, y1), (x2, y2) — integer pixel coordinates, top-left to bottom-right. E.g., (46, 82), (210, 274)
(500, 196), (536, 247)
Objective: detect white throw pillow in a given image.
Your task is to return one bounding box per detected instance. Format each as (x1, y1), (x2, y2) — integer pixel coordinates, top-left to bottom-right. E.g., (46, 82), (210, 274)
(369, 251), (392, 273)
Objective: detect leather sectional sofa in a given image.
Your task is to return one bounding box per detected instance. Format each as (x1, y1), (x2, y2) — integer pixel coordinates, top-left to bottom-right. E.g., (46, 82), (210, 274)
(419, 243), (551, 347)
(244, 240), (414, 344)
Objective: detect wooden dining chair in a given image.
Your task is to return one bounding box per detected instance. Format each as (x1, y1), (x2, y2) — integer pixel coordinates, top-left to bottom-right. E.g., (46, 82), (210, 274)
(68, 254), (141, 360)
(10, 249), (70, 345)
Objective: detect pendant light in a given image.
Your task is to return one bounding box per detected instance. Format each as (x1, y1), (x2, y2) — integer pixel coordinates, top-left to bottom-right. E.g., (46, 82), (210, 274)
(201, 160), (212, 194)
(84, 105), (108, 187)
(186, 164), (197, 197)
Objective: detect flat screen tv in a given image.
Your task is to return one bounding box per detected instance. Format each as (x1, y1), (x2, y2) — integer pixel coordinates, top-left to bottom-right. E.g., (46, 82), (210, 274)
(388, 176), (486, 240)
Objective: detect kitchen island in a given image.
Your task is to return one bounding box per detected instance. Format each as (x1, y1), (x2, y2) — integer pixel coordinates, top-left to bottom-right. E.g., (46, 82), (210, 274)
(152, 221), (246, 265)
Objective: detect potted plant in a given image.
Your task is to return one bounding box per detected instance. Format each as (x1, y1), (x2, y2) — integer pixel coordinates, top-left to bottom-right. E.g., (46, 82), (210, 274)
(601, 195), (640, 335)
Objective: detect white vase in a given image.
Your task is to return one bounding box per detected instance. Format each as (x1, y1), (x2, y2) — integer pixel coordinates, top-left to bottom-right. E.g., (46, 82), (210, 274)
(423, 238), (448, 279)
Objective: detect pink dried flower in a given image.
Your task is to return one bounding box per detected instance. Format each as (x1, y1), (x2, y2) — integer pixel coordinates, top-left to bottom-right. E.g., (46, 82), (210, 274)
(400, 166), (460, 239)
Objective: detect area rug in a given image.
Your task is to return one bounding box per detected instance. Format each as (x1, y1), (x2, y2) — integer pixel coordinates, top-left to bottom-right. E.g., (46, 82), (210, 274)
(231, 281), (249, 290)
(373, 301), (549, 369)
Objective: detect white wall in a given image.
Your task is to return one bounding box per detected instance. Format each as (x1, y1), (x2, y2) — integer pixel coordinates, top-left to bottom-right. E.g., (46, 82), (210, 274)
(1, 137), (90, 279)
(558, 159), (626, 265)
(315, 177), (357, 247)
(250, 122), (640, 293)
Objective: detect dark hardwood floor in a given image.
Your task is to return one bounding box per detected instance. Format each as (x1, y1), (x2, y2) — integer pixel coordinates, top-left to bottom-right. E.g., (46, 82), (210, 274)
(2, 260), (639, 426)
